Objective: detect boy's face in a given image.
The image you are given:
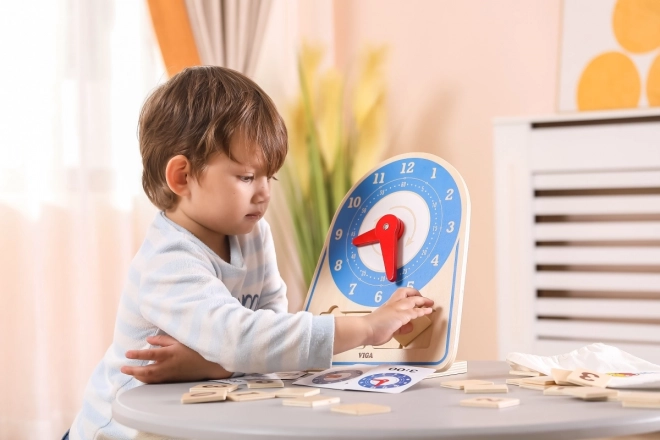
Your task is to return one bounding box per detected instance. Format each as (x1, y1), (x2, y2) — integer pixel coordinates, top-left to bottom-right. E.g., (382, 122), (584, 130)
(180, 132), (273, 241)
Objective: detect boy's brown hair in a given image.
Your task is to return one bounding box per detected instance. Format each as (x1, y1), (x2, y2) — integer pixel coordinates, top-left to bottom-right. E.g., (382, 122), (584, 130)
(138, 66), (287, 210)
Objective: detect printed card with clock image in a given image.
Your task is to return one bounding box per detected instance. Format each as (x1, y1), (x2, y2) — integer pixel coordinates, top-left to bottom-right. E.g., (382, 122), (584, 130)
(342, 365), (436, 394)
(303, 153), (470, 369)
(293, 365), (373, 389)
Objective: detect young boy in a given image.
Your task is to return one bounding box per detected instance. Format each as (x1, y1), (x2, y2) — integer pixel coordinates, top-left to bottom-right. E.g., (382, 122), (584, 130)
(67, 66), (433, 440)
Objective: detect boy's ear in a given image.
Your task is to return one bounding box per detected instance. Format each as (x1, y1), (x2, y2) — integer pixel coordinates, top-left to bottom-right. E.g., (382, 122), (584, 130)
(165, 155), (192, 197)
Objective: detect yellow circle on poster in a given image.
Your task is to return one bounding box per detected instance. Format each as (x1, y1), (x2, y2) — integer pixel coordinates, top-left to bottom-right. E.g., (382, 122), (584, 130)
(577, 52), (640, 110)
(648, 54), (660, 106)
(613, 0), (660, 53)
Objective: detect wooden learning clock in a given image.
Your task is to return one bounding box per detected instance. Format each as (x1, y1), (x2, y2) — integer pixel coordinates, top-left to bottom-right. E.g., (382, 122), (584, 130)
(303, 153), (470, 370)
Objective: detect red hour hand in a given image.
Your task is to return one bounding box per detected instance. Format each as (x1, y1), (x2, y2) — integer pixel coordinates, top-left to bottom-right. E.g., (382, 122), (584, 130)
(352, 214), (405, 282)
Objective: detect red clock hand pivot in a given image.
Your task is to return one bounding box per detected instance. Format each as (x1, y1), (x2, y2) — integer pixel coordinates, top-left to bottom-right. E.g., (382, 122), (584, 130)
(352, 214), (405, 282)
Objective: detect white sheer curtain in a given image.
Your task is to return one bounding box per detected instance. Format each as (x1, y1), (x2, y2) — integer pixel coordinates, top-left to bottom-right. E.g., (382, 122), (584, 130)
(184, 0), (273, 78)
(0, 1), (164, 438)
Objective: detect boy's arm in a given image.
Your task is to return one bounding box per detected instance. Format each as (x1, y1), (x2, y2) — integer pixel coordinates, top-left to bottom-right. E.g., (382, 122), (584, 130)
(139, 242), (334, 373)
(255, 221), (288, 313)
(121, 334), (233, 383)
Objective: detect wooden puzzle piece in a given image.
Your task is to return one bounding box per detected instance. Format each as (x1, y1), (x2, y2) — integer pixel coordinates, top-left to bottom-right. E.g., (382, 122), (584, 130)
(506, 378), (524, 386)
(190, 383), (238, 393)
(520, 383), (554, 391)
(550, 368), (574, 386)
(543, 386), (577, 396)
(440, 380), (494, 390)
(282, 395), (340, 407)
(563, 386), (618, 401)
(508, 370), (541, 377)
(246, 379), (284, 389)
(566, 369), (612, 388)
(181, 390), (227, 404)
(275, 387), (321, 398)
(226, 391), (276, 402)
(331, 403), (391, 415)
(464, 384), (509, 394)
(618, 392), (660, 404)
(622, 401), (660, 409)
(460, 397), (520, 409)
(521, 376), (556, 386)
(393, 314), (432, 347)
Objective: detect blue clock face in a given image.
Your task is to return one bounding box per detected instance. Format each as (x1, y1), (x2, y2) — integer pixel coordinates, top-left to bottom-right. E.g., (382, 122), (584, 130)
(328, 157), (461, 307)
(357, 373), (412, 388)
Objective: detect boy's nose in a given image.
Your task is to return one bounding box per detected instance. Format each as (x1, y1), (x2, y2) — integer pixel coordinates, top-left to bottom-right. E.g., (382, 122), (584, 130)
(254, 178), (271, 203)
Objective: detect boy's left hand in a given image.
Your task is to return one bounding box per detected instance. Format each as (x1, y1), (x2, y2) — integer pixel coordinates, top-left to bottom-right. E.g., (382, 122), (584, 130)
(121, 334), (233, 384)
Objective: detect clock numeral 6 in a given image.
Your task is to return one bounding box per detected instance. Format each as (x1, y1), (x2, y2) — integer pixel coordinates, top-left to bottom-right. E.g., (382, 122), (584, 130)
(334, 260), (343, 271)
(375, 291), (383, 303)
(348, 196), (361, 208)
(334, 229), (343, 240)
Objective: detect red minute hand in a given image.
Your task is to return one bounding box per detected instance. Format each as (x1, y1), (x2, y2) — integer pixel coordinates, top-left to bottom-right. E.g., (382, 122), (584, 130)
(352, 214), (405, 282)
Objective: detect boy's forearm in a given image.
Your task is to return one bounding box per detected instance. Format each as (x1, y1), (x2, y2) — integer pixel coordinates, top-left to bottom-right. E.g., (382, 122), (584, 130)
(332, 316), (372, 354)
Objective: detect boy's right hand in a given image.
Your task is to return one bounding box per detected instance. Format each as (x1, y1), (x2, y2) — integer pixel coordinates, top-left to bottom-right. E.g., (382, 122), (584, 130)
(363, 287), (434, 347)
(120, 334), (233, 383)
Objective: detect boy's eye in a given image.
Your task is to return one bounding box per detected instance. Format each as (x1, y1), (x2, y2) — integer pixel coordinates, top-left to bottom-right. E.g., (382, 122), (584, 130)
(239, 176), (254, 183)
(269, 175), (279, 181)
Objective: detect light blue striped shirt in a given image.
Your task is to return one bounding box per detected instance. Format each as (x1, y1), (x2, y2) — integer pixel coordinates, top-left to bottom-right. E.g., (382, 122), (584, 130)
(69, 212), (334, 439)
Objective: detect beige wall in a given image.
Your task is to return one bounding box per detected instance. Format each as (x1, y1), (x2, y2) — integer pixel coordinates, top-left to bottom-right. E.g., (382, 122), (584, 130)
(332, 0), (562, 360)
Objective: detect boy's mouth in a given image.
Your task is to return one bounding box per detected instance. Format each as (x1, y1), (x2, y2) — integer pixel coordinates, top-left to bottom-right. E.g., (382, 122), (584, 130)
(246, 212), (262, 219)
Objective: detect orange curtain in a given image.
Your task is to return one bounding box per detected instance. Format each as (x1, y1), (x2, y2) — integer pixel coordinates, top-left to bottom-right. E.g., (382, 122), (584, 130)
(146, 0), (201, 77)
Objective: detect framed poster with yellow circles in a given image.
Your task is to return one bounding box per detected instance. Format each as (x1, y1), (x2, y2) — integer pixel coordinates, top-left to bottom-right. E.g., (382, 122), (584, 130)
(558, 0), (660, 112)
(303, 153), (470, 369)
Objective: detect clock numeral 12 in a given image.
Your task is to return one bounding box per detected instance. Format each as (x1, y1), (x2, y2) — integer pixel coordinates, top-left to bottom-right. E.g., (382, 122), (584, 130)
(400, 162), (415, 174)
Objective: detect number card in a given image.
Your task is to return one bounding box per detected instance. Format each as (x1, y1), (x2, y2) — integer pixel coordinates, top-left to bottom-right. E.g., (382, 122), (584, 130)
(294, 365), (435, 394)
(303, 153), (470, 368)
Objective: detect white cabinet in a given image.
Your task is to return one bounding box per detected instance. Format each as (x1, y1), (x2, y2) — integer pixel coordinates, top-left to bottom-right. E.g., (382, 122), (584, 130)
(493, 110), (660, 363)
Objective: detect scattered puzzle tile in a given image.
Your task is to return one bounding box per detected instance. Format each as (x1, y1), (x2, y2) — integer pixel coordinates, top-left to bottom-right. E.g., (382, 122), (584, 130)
(563, 386), (618, 401)
(464, 384), (509, 394)
(566, 369), (612, 388)
(331, 403), (391, 415)
(246, 379), (284, 389)
(550, 368), (573, 386)
(282, 395), (340, 407)
(521, 376), (556, 386)
(440, 380), (494, 390)
(226, 391), (276, 402)
(181, 390), (227, 404)
(190, 383), (238, 393)
(509, 370), (541, 377)
(543, 386), (577, 396)
(275, 387), (321, 398)
(619, 392), (660, 404)
(506, 378), (524, 386)
(622, 401), (660, 409)
(460, 397), (520, 408)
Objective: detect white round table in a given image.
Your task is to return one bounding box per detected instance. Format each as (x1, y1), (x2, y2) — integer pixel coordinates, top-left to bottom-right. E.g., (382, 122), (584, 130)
(112, 361), (660, 439)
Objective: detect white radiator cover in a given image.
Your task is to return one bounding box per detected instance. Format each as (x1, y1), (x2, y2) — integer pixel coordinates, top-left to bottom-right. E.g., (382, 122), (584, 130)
(493, 109), (660, 364)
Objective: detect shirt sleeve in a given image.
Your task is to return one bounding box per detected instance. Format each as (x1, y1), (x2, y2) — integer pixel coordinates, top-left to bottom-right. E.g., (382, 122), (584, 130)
(256, 220), (289, 314)
(138, 240), (334, 373)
